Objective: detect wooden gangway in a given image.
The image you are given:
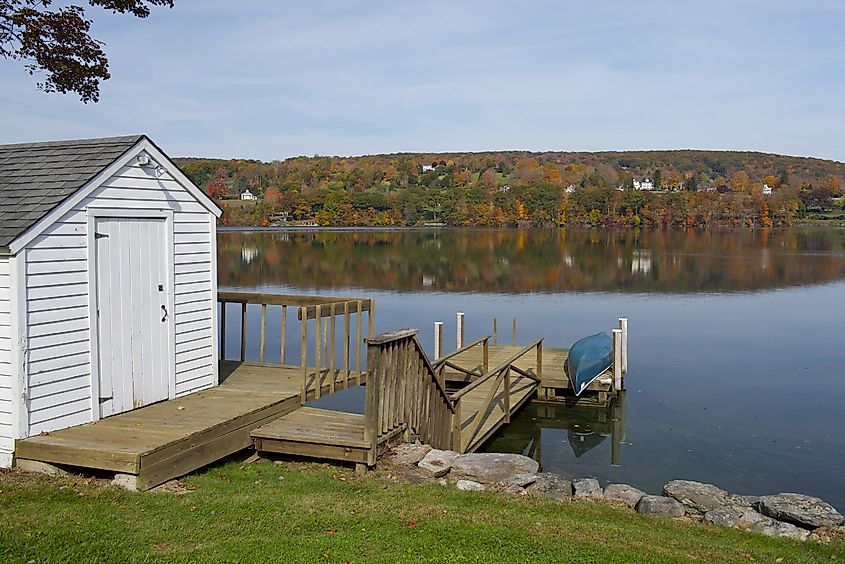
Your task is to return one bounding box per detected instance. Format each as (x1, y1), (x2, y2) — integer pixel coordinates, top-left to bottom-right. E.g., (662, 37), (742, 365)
(251, 330), (544, 467)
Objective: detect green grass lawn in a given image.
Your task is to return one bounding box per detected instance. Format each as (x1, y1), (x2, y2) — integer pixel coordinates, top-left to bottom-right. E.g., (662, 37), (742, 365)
(1, 459), (843, 563)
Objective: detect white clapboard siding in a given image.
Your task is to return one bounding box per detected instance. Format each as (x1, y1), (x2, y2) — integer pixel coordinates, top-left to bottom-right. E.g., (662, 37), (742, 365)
(22, 158), (217, 434)
(0, 256), (13, 464)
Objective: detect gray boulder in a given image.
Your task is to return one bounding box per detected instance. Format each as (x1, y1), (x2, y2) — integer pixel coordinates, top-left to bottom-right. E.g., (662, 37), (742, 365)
(663, 480), (729, 514)
(502, 473), (538, 488)
(449, 453), (539, 485)
(754, 493), (845, 529)
(418, 449), (459, 478)
(456, 479), (485, 492)
(525, 472), (573, 500)
(604, 484), (646, 509)
(704, 506), (745, 528)
(391, 443), (432, 466)
(736, 510), (810, 541)
(573, 478), (603, 499)
(636, 495), (685, 518)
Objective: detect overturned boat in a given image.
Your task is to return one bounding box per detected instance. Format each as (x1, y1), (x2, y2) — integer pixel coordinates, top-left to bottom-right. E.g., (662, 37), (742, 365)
(565, 332), (613, 396)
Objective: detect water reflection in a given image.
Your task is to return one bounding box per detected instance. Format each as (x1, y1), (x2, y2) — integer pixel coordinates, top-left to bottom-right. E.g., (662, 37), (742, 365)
(486, 392), (628, 467)
(218, 228), (845, 294)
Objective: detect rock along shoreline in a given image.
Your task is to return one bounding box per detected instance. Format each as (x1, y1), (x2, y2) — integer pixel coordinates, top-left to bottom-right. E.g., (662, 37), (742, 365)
(389, 444), (845, 543)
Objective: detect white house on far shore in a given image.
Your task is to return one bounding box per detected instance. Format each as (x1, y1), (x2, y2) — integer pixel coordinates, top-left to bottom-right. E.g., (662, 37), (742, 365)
(633, 178), (655, 191)
(240, 189), (258, 201)
(762, 184), (773, 196)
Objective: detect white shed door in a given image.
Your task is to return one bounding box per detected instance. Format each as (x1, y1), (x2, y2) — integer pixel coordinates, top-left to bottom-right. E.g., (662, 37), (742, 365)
(94, 217), (172, 417)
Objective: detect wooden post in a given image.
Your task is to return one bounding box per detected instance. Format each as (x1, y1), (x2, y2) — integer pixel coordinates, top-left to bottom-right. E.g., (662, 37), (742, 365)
(492, 317), (497, 346)
(503, 366), (511, 423)
(300, 306), (307, 404)
(259, 303), (267, 364)
(368, 299), (375, 338)
(611, 393), (623, 466)
(482, 337), (489, 374)
(434, 322), (443, 359)
(329, 303), (336, 393)
(512, 318), (517, 346)
(536, 339), (543, 381)
(343, 301), (350, 384)
(240, 302), (247, 362)
(281, 305), (287, 365)
(456, 312), (464, 349)
(355, 300), (363, 383)
(452, 399), (462, 452)
(619, 317), (628, 376)
(220, 302), (227, 360)
(612, 329), (623, 393)
(314, 304), (322, 399)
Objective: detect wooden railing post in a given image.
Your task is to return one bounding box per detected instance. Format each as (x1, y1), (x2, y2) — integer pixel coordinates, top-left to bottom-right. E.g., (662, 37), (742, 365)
(504, 366), (511, 423)
(492, 317), (497, 346)
(281, 304), (287, 365)
(456, 312), (464, 349)
(536, 339), (543, 381)
(483, 337), (489, 375)
(329, 303), (336, 393)
(220, 302), (227, 360)
(368, 299), (375, 338)
(512, 318), (517, 345)
(364, 344), (380, 461)
(355, 300), (363, 383)
(343, 301), (350, 385)
(452, 399), (462, 452)
(259, 303), (267, 363)
(300, 306), (307, 404)
(314, 304), (322, 399)
(240, 302), (247, 362)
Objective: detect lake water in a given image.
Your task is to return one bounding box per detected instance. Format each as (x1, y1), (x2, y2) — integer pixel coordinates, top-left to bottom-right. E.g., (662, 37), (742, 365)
(218, 228), (845, 509)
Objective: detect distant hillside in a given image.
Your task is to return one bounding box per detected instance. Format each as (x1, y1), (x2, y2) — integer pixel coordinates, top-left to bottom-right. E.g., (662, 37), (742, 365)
(175, 149), (845, 227)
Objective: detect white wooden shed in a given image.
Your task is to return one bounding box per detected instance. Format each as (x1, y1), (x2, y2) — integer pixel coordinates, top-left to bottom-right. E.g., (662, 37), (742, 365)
(0, 135), (222, 467)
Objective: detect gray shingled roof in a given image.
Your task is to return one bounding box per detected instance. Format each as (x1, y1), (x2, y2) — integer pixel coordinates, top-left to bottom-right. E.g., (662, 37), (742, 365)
(0, 135), (145, 250)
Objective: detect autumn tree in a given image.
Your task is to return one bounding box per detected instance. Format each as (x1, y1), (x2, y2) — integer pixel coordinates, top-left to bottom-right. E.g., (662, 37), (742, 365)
(1, 0), (174, 102)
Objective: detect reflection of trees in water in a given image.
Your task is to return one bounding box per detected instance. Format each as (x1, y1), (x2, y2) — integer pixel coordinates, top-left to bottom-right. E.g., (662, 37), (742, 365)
(218, 228), (845, 294)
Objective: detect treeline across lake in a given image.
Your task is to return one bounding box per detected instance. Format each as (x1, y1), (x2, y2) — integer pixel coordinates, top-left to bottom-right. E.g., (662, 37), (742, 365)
(218, 229), (845, 294)
(176, 149), (845, 227)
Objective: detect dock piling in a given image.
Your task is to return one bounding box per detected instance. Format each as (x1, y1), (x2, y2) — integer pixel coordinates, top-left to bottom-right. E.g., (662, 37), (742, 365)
(434, 321), (443, 359)
(612, 329), (623, 392)
(456, 312), (465, 349)
(619, 317), (628, 374)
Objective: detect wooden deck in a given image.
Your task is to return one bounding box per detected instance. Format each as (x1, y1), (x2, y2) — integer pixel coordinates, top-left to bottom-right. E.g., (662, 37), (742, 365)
(14, 361), (363, 490)
(440, 344), (614, 406)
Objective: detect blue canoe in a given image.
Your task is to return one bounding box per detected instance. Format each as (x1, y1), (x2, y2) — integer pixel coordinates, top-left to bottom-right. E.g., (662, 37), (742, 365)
(566, 332), (612, 396)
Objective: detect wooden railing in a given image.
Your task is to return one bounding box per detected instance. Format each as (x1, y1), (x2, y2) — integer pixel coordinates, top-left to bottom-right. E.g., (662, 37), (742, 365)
(364, 329), (455, 453)
(432, 336), (489, 384)
(217, 292), (374, 403)
(451, 338), (543, 452)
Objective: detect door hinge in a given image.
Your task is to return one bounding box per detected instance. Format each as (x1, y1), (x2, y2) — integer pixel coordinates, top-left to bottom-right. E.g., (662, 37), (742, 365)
(94, 232), (109, 239)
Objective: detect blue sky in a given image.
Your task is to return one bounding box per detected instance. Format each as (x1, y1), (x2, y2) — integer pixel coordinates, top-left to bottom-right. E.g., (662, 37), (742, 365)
(1, 0), (843, 161)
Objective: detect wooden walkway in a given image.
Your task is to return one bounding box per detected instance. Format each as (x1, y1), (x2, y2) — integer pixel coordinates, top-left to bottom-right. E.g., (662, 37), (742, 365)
(439, 343), (614, 406)
(15, 361), (363, 490)
(253, 332), (546, 465)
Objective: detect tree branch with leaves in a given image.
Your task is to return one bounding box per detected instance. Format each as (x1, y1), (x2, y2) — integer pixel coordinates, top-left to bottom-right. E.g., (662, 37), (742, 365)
(1, 0), (173, 102)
